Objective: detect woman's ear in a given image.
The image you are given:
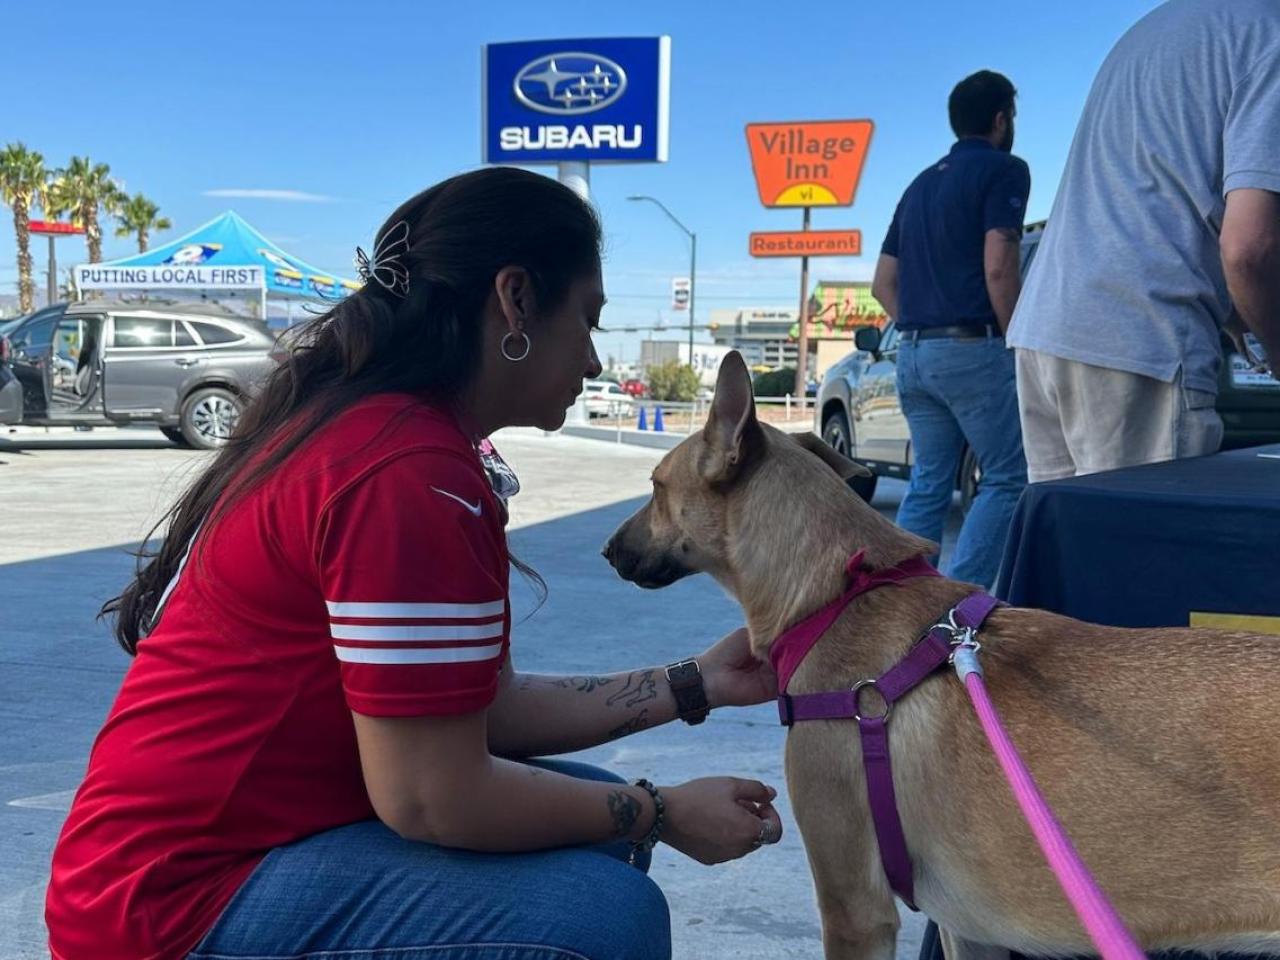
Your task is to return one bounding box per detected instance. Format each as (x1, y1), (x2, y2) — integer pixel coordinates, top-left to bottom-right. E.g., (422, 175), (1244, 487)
(494, 266), (536, 334)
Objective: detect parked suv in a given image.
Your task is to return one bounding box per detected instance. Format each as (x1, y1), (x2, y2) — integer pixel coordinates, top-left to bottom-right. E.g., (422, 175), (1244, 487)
(817, 224), (1280, 505)
(0, 334), (22, 426)
(1, 300), (280, 448)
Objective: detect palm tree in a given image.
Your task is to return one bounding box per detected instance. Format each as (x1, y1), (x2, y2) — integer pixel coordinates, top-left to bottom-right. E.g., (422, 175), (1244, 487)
(113, 193), (171, 253)
(0, 142), (49, 313)
(50, 156), (123, 264)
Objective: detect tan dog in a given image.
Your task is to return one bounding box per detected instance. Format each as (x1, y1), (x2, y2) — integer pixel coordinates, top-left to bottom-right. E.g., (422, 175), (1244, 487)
(604, 351), (1280, 960)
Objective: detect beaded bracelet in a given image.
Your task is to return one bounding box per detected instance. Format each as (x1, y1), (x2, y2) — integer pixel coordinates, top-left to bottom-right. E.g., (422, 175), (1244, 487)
(628, 778), (665, 865)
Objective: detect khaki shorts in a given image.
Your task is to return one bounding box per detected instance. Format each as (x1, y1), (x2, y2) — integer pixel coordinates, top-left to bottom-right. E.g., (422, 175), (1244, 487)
(1015, 349), (1224, 483)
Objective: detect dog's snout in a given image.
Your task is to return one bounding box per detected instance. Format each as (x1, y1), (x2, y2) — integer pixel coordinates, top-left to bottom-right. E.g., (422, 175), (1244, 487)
(601, 537), (616, 564)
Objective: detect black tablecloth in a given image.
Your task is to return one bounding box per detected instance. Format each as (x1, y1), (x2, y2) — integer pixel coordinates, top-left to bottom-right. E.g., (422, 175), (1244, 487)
(996, 443), (1280, 625)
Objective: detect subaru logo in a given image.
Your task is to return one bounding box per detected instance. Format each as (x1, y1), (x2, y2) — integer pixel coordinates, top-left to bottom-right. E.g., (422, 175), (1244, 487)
(513, 52), (627, 115)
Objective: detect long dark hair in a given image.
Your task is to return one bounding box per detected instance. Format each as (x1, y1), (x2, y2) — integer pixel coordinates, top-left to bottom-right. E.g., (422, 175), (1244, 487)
(103, 167), (602, 654)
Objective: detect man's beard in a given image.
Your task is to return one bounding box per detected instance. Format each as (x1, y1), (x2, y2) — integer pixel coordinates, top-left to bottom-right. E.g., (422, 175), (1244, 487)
(999, 122), (1015, 152)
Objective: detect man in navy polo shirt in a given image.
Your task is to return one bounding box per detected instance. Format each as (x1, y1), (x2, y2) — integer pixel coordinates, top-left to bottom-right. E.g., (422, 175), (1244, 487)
(871, 70), (1029, 588)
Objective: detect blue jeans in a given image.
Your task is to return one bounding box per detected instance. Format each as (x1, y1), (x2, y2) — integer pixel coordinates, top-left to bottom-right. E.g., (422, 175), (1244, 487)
(190, 760), (671, 960)
(895, 336), (1027, 588)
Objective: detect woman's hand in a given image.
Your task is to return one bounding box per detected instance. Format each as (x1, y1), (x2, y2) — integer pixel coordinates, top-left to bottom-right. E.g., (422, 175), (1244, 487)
(660, 777), (783, 864)
(698, 627), (777, 709)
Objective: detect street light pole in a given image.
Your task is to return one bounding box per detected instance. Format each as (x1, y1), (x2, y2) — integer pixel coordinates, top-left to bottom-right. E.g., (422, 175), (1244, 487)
(687, 230), (697, 362)
(47, 235), (57, 307)
(628, 195), (696, 365)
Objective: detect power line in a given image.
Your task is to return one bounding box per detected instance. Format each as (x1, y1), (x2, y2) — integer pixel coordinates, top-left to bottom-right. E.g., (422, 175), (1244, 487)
(606, 291), (795, 303)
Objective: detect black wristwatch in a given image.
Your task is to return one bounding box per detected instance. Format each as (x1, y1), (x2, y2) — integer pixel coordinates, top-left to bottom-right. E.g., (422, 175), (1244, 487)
(665, 658), (710, 725)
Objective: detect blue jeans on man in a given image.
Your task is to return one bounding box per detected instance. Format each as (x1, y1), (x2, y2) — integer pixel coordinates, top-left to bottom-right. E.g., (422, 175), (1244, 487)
(894, 335), (1027, 588)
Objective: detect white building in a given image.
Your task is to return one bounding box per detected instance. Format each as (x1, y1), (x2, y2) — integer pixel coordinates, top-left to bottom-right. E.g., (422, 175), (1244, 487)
(639, 340), (732, 386)
(707, 306), (800, 369)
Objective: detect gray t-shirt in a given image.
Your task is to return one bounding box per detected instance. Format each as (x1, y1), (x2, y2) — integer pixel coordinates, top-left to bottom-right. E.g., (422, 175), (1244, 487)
(1008, 0), (1280, 393)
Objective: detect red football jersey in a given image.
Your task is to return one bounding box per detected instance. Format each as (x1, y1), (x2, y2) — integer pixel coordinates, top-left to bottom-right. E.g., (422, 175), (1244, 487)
(47, 395), (511, 960)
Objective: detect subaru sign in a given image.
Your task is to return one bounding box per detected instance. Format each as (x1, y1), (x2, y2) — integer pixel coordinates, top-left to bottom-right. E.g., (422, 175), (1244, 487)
(482, 37), (670, 163)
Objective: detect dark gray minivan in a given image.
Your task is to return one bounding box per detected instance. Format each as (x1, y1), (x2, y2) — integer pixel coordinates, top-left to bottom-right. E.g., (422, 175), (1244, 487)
(0, 301), (281, 448)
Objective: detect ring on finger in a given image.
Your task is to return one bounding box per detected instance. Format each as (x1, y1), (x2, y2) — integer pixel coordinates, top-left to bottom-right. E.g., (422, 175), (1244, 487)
(756, 819), (777, 847)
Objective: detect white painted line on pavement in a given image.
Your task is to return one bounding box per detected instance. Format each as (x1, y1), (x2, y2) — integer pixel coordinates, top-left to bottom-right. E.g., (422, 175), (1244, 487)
(7, 789), (75, 811)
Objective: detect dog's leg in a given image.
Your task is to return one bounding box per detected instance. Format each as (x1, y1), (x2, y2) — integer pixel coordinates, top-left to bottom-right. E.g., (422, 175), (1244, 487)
(938, 927), (1012, 960)
(814, 881), (898, 960)
(789, 733), (899, 960)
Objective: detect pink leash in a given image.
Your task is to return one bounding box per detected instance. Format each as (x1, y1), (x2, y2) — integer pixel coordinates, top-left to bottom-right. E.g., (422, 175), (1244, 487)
(952, 646), (1146, 960)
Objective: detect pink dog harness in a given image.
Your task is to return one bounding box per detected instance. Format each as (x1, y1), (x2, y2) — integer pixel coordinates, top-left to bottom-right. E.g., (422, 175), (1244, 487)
(771, 550), (999, 910)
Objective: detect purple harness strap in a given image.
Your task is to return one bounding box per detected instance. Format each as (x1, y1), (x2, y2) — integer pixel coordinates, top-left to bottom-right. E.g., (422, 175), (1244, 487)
(772, 554), (1000, 910)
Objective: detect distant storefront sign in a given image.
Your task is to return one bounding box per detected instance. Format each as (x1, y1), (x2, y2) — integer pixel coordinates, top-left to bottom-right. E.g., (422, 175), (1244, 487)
(29, 220), (85, 236)
(482, 37), (671, 163)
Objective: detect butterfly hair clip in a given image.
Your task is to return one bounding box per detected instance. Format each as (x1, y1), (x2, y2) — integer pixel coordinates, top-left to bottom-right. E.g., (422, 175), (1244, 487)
(354, 220), (411, 298)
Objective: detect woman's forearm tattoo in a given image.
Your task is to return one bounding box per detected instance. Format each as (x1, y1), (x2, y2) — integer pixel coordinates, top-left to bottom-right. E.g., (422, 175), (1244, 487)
(608, 789), (641, 838)
(555, 675), (616, 693)
(605, 669), (658, 709)
(607, 709), (650, 741)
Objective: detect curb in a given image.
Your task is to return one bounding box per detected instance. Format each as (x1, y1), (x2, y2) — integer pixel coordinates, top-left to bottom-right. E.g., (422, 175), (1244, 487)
(560, 425), (684, 450)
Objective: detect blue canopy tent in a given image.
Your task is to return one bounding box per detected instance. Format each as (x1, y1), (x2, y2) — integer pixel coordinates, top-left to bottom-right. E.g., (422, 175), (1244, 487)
(72, 211), (359, 323)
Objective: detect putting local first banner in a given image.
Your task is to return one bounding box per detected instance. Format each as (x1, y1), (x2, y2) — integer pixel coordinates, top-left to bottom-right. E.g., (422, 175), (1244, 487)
(74, 264), (264, 290)
(745, 120), (874, 207)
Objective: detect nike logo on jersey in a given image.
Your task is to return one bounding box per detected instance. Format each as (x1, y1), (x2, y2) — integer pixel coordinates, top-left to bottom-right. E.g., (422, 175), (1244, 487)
(431, 487), (483, 517)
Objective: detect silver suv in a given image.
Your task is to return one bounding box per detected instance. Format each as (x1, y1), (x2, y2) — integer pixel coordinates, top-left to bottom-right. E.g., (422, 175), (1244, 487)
(0, 300), (281, 449)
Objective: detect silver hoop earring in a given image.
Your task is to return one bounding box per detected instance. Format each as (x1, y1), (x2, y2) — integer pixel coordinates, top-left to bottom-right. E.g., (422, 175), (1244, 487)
(501, 331), (531, 362)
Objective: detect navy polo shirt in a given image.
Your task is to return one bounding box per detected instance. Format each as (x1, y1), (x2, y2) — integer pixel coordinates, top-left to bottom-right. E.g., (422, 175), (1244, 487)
(881, 138), (1030, 331)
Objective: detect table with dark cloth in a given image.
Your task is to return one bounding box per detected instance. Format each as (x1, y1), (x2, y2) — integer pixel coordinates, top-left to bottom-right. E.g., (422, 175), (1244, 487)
(919, 443), (1280, 960)
(995, 442), (1280, 625)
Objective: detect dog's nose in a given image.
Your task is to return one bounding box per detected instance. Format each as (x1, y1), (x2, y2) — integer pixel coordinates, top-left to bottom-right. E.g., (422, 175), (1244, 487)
(601, 538), (615, 563)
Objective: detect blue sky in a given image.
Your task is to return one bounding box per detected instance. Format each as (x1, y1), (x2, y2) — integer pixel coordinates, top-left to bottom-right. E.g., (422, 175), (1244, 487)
(1, 0), (1160, 363)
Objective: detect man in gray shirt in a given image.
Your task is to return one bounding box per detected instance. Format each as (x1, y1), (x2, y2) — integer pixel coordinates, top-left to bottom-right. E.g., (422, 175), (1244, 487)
(1008, 0), (1280, 482)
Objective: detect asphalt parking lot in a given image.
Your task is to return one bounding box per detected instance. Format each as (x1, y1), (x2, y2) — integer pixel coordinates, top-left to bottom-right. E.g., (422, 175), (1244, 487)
(0, 424), (961, 959)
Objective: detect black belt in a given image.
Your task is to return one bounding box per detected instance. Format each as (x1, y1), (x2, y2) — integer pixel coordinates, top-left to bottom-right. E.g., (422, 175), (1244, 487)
(901, 323), (1001, 341)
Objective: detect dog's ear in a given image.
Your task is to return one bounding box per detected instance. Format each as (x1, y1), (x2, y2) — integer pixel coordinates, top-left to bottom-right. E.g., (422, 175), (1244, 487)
(791, 432), (873, 479)
(701, 351), (761, 483)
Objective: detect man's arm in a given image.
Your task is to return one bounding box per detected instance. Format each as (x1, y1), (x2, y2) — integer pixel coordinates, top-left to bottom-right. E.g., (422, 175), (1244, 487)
(871, 254), (900, 320)
(984, 227), (1022, 334)
(1221, 187), (1280, 374)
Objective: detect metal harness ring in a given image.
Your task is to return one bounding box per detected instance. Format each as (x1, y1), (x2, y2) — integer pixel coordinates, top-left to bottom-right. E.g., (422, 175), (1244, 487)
(852, 679), (891, 722)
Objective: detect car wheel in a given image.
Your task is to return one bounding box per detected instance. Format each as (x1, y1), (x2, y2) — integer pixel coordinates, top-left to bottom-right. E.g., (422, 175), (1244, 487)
(960, 448), (981, 514)
(180, 387), (241, 450)
(160, 426), (188, 446)
(823, 409), (878, 502)
(822, 408), (852, 456)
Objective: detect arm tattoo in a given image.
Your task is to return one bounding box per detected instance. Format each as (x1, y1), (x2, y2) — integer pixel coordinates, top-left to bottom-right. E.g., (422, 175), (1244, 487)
(608, 789), (641, 838)
(605, 670), (658, 708)
(518, 675), (616, 693)
(553, 675), (616, 693)
(607, 709), (650, 741)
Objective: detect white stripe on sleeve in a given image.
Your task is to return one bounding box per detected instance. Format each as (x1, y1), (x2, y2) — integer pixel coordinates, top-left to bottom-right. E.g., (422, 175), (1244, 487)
(325, 600), (506, 619)
(333, 642), (505, 665)
(330, 622), (505, 642)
